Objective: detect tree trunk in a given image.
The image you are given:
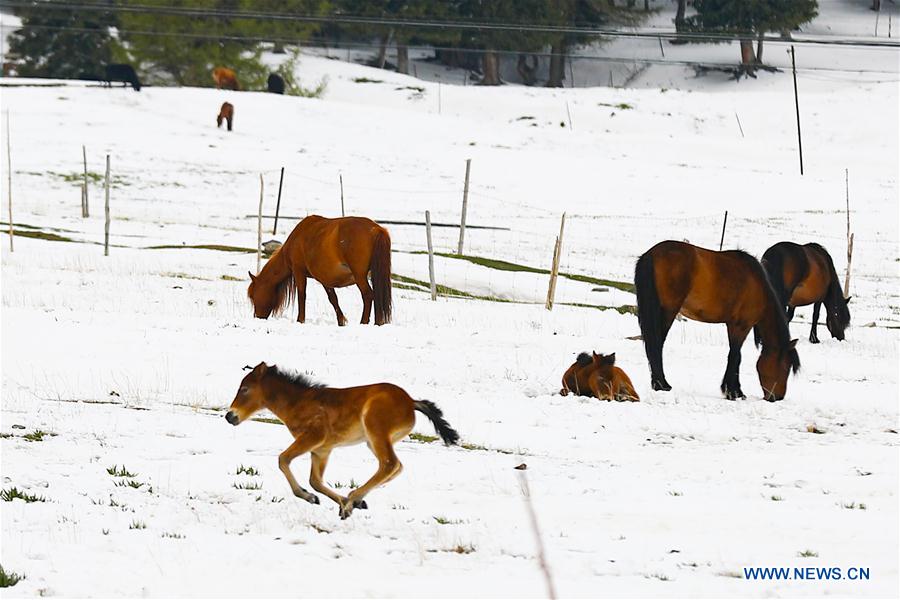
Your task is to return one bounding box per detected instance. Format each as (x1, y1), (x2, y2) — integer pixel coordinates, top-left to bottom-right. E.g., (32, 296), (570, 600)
(871, 0), (881, 11)
(672, 0), (688, 44)
(481, 51), (501, 85)
(376, 30), (394, 70)
(740, 38), (757, 77)
(546, 41), (566, 87)
(756, 32), (764, 64)
(644, 0), (650, 10)
(516, 54), (538, 86)
(396, 43), (409, 74)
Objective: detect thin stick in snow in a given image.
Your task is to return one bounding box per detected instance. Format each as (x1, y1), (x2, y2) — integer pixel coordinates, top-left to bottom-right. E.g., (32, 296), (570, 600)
(272, 167), (284, 235)
(82, 144), (89, 217)
(103, 154), (110, 256)
(719, 210), (728, 251)
(844, 169), (853, 298)
(340, 173), (345, 217)
(517, 472), (557, 600)
(734, 112), (745, 138)
(457, 158), (471, 255)
(257, 174), (264, 274)
(565, 101), (573, 131)
(658, 36), (665, 57)
(425, 210), (437, 301)
(6, 111), (12, 252)
(546, 212), (566, 310)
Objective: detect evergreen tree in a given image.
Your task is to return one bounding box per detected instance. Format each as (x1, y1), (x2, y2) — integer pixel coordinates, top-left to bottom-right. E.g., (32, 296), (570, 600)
(9, 1), (118, 80)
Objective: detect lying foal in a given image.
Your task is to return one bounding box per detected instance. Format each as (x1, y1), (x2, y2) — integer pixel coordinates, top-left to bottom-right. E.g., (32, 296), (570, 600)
(226, 362), (459, 519)
(561, 351), (639, 402)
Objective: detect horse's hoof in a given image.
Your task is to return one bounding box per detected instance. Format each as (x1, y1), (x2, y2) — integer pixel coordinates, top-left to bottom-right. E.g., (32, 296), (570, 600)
(809, 336), (820, 344)
(725, 390), (746, 401)
(354, 499), (368, 510)
(652, 380), (672, 391)
(305, 494), (320, 505)
(339, 506), (353, 520)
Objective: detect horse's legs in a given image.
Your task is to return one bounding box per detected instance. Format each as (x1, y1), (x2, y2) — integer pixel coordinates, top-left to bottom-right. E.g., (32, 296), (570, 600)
(721, 323), (750, 400)
(295, 273), (308, 323)
(786, 305), (796, 322)
(809, 302), (821, 344)
(650, 309), (678, 391)
(308, 449), (362, 509)
(353, 273), (375, 325)
(323, 286), (348, 326)
(279, 435), (324, 505)
(339, 429), (402, 519)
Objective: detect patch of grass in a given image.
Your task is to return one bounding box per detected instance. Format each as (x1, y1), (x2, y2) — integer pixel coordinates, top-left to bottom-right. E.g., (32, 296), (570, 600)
(841, 501), (866, 510)
(770, 495), (784, 501)
(646, 573), (670, 581)
(114, 479), (144, 489)
(798, 549), (818, 557)
(129, 520), (147, 530)
(598, 102), (634, 110)
(23, 430), (56, 442)
(235, 465), (260, 476)
(459, 441), (515, 455)
(162, 272), (210, 281)
(250, 416), (283, 425)
(432, 516), (464, 525)
(668, 491), (683, 497)
(0, 565), (24, 587)
(353, 77), (383, 84)
(161, 532), (184, 539)
(233, 481), (263, 490)
(396, 85), (425, 93)
(331, 479), (359, 490)
(107, 465), (137, 478)
(717, 570), (744, 579)
(561, 301), (638, 316)
(0, 433), (13, 439)
(1, 487), (46, 503)
(408, 432), (439, 443)
(221, 274), (243, 281)
(391, 274), (512, 303)
(146, 244), (256, 254)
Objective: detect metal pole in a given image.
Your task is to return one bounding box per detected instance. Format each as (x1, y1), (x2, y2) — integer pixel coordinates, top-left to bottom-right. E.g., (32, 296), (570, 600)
(425, 210), (437, 301)
(790, 46), (804, 176)
(82, 145), (89, 217)
(457, 158), (471, 255)
(272, 167), (284, 235)
(103, 154), (110, 256)
(719, 210), (728, 251)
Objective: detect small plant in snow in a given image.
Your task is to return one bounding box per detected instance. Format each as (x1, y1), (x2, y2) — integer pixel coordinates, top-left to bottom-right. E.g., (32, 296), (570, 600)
(1, 487), (46, 503)
(114, 479), (144, 489)
(129, 520), (146, 530)
(0, 565), (24, 587)
(107, 465), (137, 478)
(23, 430), (56, 442)
(798, 549), (818, 557)
(233, 481), (262, 490)
(162, 532), (184, 539)
(235, 465), (260, 476)
(770, 495), (784, 501)
(408, 432), (438, 443)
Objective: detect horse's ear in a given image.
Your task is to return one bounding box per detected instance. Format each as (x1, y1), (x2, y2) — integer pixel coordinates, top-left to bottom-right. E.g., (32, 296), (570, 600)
(253, 361), (268, 375)
(600, 353), (616, 365)
(789, 339), (799, 349)
(248, 271), (257, 282)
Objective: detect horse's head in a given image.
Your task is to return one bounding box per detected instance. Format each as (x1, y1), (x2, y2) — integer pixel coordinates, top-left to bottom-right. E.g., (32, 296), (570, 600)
(226, 362), (271, 426)
(591, 352), (615, 367)
(247, 272), (274, 319)
(756, 340), (800, 401)
(826, 295), (851, 341)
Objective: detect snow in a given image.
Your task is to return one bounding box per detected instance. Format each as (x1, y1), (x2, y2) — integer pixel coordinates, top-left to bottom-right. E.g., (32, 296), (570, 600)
(1, 7), (899, 597)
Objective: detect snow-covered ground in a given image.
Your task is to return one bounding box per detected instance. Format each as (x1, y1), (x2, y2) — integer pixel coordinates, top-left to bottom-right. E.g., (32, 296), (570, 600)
(1, 13), (899, 598)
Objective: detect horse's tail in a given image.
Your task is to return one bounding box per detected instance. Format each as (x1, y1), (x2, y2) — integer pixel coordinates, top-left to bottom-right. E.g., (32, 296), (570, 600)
(634, 251), (664, 379)
(371, 227), (393, 325)
(413, 400), (459, 446)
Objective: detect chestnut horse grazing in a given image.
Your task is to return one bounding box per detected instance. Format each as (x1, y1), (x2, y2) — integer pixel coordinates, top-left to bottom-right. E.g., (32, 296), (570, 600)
(762, 242), (850, 343)
(635, 241), (800, 401)
(216, 102), (234, 131)
(248, 215), (392, 325)
(561, 352), (639, 401)
(226, 363), (459, 519)
(212, 67), (240, 90)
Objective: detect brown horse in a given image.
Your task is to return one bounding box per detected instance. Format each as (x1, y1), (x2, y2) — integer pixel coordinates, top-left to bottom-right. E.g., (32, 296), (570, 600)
(216, 102), (234, 131)
(635, 241), (800, 401)
(226, 362), (459, 519)
(761, 242), (850, 343)
(212, 67), (240, 90)
(561, 352), (639, 401)
(248, 215), (392, 326)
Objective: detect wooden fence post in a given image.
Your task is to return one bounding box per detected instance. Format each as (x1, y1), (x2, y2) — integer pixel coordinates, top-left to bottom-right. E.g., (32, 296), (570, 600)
(545, 212), (566, 310)
(790, 46), (804, 176)
(565, 101), (573, 131)
(82, 144), (89, 217)
(103, 154), (110, 256)
(6, 111), (12, 252)
(843, 169), (853, 298)
(457, 158), (471, 255)
(340, 173), (345, 217)
(272, 167), (284, 235)
(719, 210), (728, 251)
(425, 210), (437, 301)
(257, 174), (264, 274)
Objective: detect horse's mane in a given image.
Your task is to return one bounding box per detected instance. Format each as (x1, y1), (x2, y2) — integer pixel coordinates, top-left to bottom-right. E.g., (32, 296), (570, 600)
(731, 250), (800, 373)
(255, 245), (296, 316)
(268, 366), (326, 390)
(575, 352), (592, 366)
(806, 242), (850, 330)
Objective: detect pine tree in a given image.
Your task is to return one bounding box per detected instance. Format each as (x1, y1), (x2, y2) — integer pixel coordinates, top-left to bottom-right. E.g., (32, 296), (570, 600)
(9, 3), (118, 80)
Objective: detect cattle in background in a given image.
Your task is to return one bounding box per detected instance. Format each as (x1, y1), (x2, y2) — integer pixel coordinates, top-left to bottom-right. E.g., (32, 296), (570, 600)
(267, 73), (285, 94)
(104, 64), (141, 91)
(217, 102), (234, 131)
(212, 67), (240, 91)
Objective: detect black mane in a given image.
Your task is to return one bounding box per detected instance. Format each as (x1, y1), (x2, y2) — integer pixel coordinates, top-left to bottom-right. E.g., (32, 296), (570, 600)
(575, 352), (592, 366)
(269, 366), (326, 390)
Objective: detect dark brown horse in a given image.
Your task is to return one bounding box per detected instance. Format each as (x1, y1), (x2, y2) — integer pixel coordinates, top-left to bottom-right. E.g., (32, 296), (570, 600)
(635, 241), (800, 401)
(761, 242), (850, 343)
(248, 216), (392, 326)
(226, 362), (458, 519)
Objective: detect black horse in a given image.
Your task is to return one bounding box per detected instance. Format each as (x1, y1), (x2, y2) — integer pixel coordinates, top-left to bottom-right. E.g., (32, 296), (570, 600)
(104, 64), (141, 91)
(267, 73), (285, 94)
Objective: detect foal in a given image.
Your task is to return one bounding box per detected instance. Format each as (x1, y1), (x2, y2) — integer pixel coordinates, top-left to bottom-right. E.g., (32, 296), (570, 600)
(226, 363), (459, 519)
(561, 352), (639, 401)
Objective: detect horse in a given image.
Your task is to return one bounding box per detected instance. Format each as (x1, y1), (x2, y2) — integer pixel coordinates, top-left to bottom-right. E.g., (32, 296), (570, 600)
(634, 241), (800, 401)
(761, 242), (850, 343)
(212, 67), (240, 91)
(248, 215), (393, 326)
(216, 102), (234, 131)
(267, 73), (285, 94)
(104, 64), (141, 91)
(225, 362), (459, 519)
(561, 352), (639, 401)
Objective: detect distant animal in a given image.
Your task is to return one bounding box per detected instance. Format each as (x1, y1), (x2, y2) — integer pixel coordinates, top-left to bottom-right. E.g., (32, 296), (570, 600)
(561, 352), (639, 401)
(267, 73), (285, 94)
(212, 67), (240, 91)
(226, 362), (459, 519)
(248, 215), (393, 326)
(104, 64), (141, 91)
(635, 240), (800, 401)
(216, 102), (234, 131)
(761, 242), (850, 343)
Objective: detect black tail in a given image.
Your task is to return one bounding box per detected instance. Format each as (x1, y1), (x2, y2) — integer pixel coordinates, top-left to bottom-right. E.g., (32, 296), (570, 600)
(808, 242), (851, 333)
(413, 400), (459, 446)
(634, 252), (664, 380)
(760, 247), (790, 313)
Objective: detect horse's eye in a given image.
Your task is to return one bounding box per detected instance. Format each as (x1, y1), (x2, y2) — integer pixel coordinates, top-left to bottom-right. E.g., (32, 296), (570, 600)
(239, 386), (248, 394)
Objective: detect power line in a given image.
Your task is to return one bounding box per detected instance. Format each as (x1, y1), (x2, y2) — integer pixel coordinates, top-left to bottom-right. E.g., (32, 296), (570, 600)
(2, 0), (899, 49)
